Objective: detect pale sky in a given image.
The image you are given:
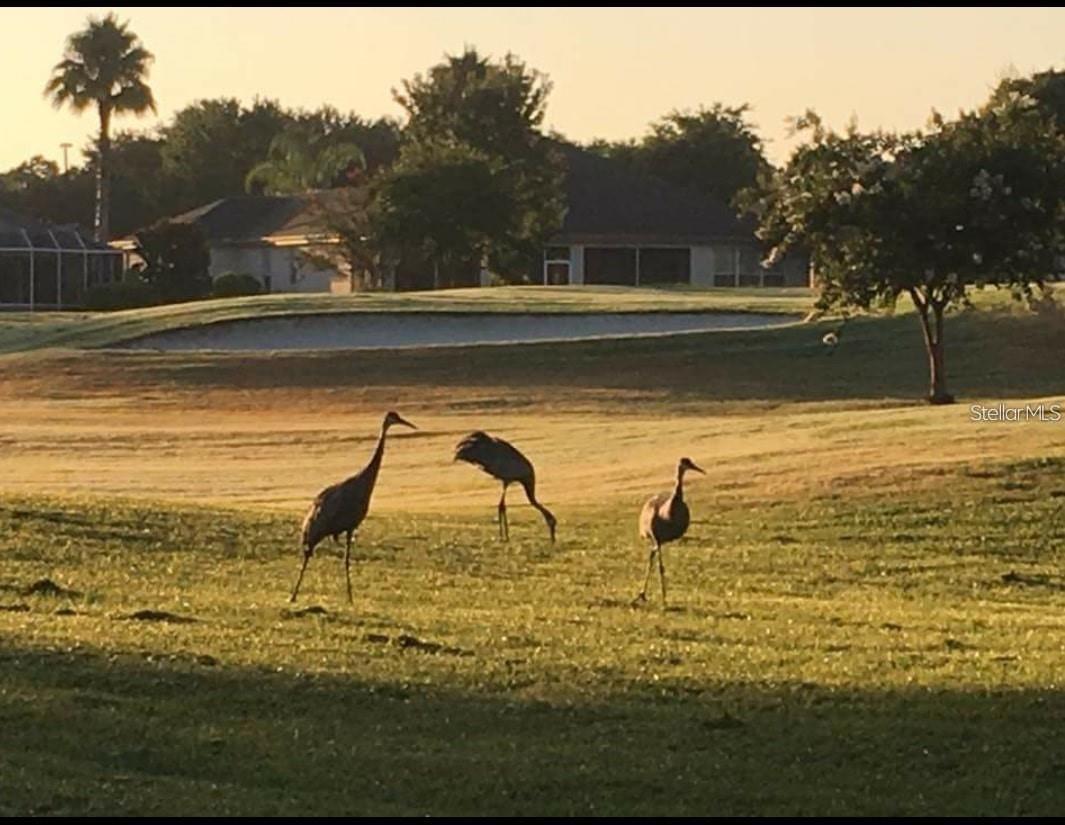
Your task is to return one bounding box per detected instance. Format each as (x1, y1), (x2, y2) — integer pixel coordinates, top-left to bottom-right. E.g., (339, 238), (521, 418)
(4, 7), (1064, 171)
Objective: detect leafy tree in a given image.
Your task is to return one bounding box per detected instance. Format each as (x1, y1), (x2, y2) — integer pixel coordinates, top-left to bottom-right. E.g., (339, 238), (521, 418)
(1, 156), (60, 187)
(375, 141), (514, 288)
(245, 127), (365, 195)
(584, 137), (641, 166)
(588, 104), (771, 207)
(5, 97), (398, 233)
(299, 187), (388, 291)
(0, 156), (94, 227)
(394, 47), (565, 279)
(132, 221), (211, 302)
(160, 97), (290, 211)
(754, 100), (1065, 404)
(989, 68), (1065, 127)
(44, 13), (156, 240)
(159, 100), (399, 210)
(288, 107), (401, 174)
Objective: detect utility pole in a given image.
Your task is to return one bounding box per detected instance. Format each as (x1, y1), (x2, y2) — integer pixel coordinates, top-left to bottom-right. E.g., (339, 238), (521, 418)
(60, 142), (72, 173)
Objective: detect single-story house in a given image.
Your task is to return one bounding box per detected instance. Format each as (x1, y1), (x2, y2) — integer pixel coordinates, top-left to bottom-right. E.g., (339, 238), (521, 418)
(544, 143), (808, 287)
(116, 143), (807, 294)
(113, 194), (342, 294)
(0, 208), (124, 309)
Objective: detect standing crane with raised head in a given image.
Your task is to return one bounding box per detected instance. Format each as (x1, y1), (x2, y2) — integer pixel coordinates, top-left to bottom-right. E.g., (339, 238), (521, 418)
(454, 431), (557, 543)
(634, 457), (705, 606)
(290, 410), (417, 604)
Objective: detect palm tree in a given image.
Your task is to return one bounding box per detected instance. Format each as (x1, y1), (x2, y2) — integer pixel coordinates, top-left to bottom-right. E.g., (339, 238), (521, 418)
(245, 128), (366, 195)
(44, 13), (156, 242)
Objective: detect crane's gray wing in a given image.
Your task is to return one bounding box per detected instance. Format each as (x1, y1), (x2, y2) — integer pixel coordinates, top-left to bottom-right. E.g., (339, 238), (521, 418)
(454, 431), (535, 483)
(301, 481), (347, 551)
(639, 493), (669, 540)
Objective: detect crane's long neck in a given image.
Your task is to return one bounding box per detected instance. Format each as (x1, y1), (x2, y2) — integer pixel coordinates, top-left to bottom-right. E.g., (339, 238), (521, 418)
(521, 479), (556, 541)
(363, 423), (390, 483)
(673, 466), (687, 503)
(526, 486), (554, 523)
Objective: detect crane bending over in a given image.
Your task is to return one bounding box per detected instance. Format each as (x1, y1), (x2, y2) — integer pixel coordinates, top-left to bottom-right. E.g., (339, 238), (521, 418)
(634, 457), (705, 606)
(290, 410), (416, 603)
(454, 431), (557, 543)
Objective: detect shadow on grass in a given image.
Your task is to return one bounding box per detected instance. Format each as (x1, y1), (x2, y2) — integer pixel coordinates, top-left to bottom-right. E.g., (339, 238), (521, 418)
(2, 642), (1063, 816)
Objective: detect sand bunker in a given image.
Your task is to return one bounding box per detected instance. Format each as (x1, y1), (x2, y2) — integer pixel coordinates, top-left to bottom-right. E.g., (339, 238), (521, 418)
(117, 311), (797, 352)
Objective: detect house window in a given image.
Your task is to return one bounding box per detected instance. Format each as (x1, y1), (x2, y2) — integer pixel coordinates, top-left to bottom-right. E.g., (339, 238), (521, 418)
(584, 247), (637, 285)
(713, 246), (738, 287)
(737, 246), (763, 287)
(638, 248), (691, 285)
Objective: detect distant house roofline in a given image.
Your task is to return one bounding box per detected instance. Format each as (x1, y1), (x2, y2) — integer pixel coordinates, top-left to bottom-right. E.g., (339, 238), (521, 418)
(121, 146), (760, 253)
(116, 190), (361, 249)
(551, 142), (756, 245)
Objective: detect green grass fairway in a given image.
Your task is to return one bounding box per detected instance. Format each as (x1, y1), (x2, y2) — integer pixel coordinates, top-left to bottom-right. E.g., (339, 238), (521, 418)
(1, 286), (1063, 814)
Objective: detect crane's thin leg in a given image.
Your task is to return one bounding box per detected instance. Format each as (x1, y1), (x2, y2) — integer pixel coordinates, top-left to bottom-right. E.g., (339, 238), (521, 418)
(657, 549), (668, 606)
(344, 531), (354, 605)
(634, 545), (658, 604)
(290, 549), (311, 603)
(498, 484), (509, 542)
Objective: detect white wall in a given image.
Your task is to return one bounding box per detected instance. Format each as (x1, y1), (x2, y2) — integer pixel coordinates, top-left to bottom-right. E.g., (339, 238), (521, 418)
(691, 245), (715, 287)
(569, 244), (585, 285)
(208, 244), (337, 293)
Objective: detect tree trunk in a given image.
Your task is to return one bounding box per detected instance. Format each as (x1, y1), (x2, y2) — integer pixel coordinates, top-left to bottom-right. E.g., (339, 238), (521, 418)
(94, 106), (112, 242)
(913, 291), (954, 405)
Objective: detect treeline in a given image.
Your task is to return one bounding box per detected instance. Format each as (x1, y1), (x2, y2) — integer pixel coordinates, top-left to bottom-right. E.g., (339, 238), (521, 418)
(0, 99), (401, 237)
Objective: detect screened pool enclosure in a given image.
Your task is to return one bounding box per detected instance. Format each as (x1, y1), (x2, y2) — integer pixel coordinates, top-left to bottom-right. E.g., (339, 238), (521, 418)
(0, 209), (123, 309)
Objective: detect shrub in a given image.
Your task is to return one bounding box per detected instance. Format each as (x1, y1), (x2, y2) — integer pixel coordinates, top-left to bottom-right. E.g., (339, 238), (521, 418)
(134, 221), (212, 302)
(212, 272), (262, 298)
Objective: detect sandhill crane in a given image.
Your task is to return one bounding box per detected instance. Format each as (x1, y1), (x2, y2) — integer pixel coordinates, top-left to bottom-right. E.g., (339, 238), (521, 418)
(454, 431), (557, 543)
(289, 410), (416, 604)
(634, 457), (705, 606)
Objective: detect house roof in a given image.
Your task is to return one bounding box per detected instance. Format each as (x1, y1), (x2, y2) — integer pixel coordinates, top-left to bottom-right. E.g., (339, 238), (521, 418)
(130, 144), (756, 250)
(168, 195), (307, 244)
(552, 143), (756, 246)
(0, 207), (115, 252)
(153, 190), (362, 247)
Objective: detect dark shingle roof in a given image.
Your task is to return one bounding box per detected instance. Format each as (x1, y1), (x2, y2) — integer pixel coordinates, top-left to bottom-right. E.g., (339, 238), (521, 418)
(553, 143), (754, 245)
(168, 195), (307, 243)
(147, 147), (756, 248)
(164, 190), (362, 244)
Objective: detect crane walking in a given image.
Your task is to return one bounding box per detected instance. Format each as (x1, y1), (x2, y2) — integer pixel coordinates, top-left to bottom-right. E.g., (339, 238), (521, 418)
(634, 457), (705, 606)
(290, 410), (416, 604)
(454, 431), (557, 543)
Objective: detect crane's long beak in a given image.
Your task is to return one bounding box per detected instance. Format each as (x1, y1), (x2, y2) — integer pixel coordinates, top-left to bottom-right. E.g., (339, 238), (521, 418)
(690, 462), (706, 475)
(397, 416), (417, 430)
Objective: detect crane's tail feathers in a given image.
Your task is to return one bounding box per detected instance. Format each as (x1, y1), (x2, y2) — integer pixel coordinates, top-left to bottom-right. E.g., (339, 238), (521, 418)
(454, 431), (495, 468)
